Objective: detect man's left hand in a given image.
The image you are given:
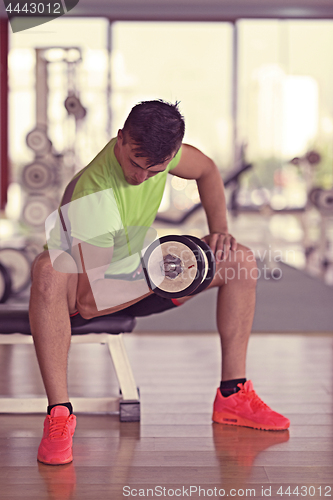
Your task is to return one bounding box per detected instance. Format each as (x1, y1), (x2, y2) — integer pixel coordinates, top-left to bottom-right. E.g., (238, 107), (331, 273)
(202, 232), (237, 261)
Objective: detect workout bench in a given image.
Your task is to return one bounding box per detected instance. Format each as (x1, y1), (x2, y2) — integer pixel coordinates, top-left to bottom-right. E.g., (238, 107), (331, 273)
(0, 308), (140, 421)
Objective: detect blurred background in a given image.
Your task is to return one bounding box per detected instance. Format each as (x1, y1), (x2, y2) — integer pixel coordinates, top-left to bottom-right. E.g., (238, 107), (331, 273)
(0, 1), (333, 331)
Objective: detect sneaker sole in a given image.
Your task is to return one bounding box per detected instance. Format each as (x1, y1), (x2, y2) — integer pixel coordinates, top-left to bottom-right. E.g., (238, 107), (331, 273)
(37, 453), (73, 466)
(212, 411), (289, 431)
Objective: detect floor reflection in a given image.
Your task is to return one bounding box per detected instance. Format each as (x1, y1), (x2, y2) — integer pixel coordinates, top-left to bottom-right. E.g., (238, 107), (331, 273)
(37, 419), (141, 499)
(212, 423), (290, 486)
(38, 462), (77, 500)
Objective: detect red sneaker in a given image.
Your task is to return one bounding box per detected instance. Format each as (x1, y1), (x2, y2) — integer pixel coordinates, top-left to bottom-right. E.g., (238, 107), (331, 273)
(212, 380), (290, 431)
(37, 406), (76, 465)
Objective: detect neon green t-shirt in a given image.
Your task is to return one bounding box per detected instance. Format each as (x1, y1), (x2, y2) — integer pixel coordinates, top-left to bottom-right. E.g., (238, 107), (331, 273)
(46, 138), (181, 274)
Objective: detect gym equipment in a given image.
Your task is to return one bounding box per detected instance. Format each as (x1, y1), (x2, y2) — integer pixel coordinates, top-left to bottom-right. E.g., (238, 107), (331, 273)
(155, 157), (252, 225)
(309, 188), (333, 213)
(22, 196), (55, 228)
(24, 238), (44, 262)
(0, 248), (31, 295)
(20, 48), (87, 236)
(0, 309), (139, 421)
(0, 262), (12, 303)
(316, 189), (333, 214)
(142, 235), (215, 299)
(308, 187), (322, 206)
(22, 161), (54, 192)
(306, 150), (321, 165)
(184, 235), (216, 295)
(26, 128), (52, 156)
(64, 95), (86, 120)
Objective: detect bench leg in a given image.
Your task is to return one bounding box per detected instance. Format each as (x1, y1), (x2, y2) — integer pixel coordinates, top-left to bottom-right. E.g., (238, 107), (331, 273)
(107, 334), (140, 422)
(0, 396), (121, 414)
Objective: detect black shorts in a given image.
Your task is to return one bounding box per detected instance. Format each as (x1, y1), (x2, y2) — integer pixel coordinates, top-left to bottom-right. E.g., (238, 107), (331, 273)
(70, 293), (180, 327)
(111, 294), (179, 317)
(70, 265), (182, 325)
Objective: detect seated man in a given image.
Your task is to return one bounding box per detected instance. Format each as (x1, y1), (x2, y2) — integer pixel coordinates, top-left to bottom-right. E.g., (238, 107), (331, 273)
(30, 100), (290, 466)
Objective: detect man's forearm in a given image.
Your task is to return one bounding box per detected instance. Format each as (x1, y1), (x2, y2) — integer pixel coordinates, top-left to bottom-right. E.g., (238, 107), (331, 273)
(91, 277), (151, 310)
(76, 274), (153, 319)
(196, 160), (229, 233)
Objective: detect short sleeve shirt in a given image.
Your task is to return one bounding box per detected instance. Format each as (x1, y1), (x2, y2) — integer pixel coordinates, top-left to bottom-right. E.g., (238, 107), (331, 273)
(46, 138), (181, 274)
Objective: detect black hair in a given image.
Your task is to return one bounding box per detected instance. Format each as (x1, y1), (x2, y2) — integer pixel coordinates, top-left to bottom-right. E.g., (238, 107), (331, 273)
(122, 100), (185, 166)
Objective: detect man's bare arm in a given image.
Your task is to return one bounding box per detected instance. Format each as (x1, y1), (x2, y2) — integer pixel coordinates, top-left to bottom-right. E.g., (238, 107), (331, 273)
(71, 238), (152, 319)
(171, 144), (237, 260)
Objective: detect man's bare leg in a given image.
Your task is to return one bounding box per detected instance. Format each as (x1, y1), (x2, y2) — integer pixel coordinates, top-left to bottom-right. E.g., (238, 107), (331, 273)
(29, 251), (78, 406)
(177, 244), (257, 380)
(213, 245), (257, 381)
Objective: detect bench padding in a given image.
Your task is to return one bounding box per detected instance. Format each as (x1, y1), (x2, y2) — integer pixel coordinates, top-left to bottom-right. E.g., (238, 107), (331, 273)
(0, 309), (136, 335)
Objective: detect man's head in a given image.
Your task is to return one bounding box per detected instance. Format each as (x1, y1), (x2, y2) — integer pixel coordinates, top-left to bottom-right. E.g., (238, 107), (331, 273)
(115, 100), (185, 185)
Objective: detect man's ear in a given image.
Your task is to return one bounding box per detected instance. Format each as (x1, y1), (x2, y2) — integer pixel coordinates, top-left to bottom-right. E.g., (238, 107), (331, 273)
(116, 129), (123, 145)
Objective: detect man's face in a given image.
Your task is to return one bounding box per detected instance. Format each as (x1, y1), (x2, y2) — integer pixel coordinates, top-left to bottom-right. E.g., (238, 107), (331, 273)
(114, 130), (173, 185)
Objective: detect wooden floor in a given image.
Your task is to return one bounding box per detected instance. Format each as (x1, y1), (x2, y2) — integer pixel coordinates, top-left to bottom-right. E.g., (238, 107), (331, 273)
(0, 332), (333, 499)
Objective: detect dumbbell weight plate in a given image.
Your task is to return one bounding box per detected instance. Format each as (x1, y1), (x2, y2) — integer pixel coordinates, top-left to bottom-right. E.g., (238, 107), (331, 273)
(142, 235), (205, 299)
(0, 248), (31, 295)
(22, 162), (54, 191)
(26, 129), (52, 155)
(0, 262), (12, 303)
(65, 95), (80, 115)
(306, 150), (321, 165)
(317, 190), (333, 214)
(64, 95), (86, 120)
(25, 238), (44, 262)
(184, 235), (216, 295)
(22, 196), (55, 228)
(308, 187), (322, 206)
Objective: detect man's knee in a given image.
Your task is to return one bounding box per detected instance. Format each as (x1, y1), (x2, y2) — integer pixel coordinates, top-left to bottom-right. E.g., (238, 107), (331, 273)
(30, 252), (55, 296)
(229, 245), (257, 284)
(31, 251), (77, 294)
(31, 251), (50, 279)
(215, 245), (258, 285)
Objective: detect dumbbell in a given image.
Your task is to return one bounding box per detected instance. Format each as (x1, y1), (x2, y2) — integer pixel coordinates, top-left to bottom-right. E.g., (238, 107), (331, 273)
(317, 189), (333, 214)
(309, 188), (333, 214)
(26, 128), (52, 156)
(22, 161), (54, 192)
(64, 95), (87, 120)
(0, 248), (31, 295)
(22, 195), (56, 229)
(141, 235), (216, 299)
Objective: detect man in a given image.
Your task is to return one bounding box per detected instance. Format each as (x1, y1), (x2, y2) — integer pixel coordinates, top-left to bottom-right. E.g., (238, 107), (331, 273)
(30, 100), (289, 466)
